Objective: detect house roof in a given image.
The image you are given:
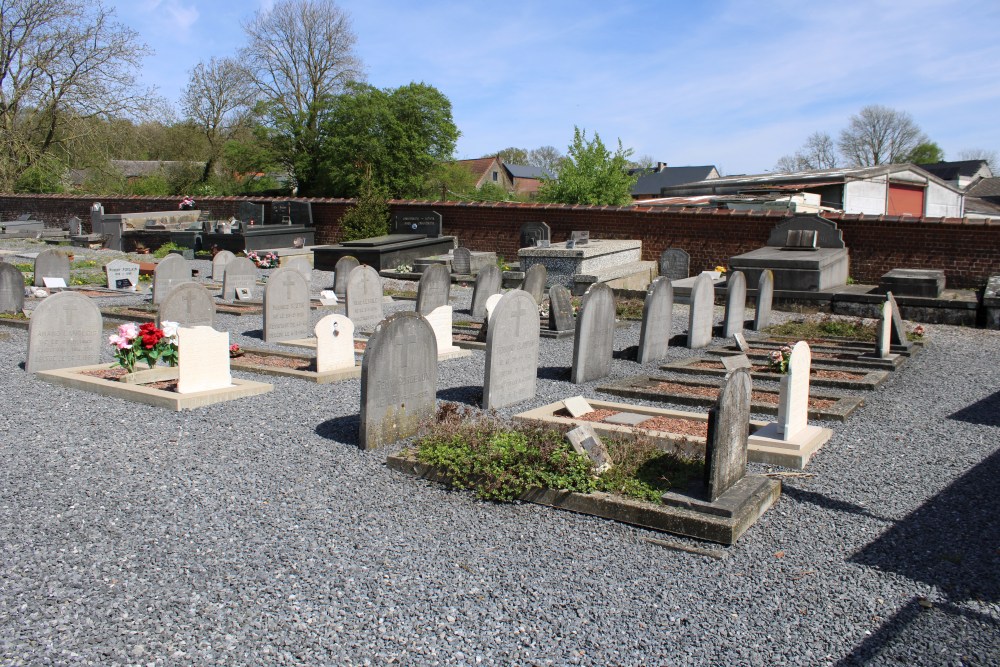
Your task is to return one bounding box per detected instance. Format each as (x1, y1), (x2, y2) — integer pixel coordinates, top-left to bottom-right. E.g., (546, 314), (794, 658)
(453, 157), (499, 177)
(110, 160), (206, 178)
(964, 196), (1000, 216)
(916, 160), (990, 181)
(631, 165), (718, 195)
(965, 176), (1000, 199)
(504, 163), (553, 180)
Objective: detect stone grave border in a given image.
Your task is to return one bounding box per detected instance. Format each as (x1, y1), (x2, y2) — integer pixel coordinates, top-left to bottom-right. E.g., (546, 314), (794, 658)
(0, 313), (30, 329)
(35, 364), (272, 411)
(279, 335), (472, 362)
(768, 334), (924, 357)
(229, 347), (361, 384)
(705, 345), (904, 371)
(660, 358), (890, 390)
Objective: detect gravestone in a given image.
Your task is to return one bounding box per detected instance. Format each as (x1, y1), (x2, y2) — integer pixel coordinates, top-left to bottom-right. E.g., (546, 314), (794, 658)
(286, 255), (312, 285)
(415, 264), (450, 315)
(346, 265), (384, 331)
(721, 354), (752, 371)
(570, 230), (590, 245)
(451, 247), (472, 275)
(425, 305), (459, 354)
(566, 424), (612, 473)
(105, 259), (139, 291)
(158, 282), (216, 328)
(522, 264), (547, 304)
(333, 256), (360, 300)
(704, 368), (752, 502)
(637, 277), (674, 364)
(360, 311), (438, 450)
(687, 272), (715, 349)
(875, 301), (892, 359)
(886, 292), (911, 350)
(519, 221), (551, 249)
(752, 270), (774, 331)
(177, 326), (231, 394)
(548, 285), (574, 332)
(263, 267), (311, 342)
(222, 257), (257, 301)
(0, 262), (25, 313)
(659, 248), (690, 281)
(723, 271), (747, 338)
(484, 290), (540, 409)
(26, 291), (102, 372)
(484, 294), (503, 321)
(211, 250), (236, 281)
(238, 201), (266, 225)
(733, 332), (749, 354)
(33, 250), (70, 288)
(67, 216), (82, 236)
(777, 342), (811, 439)
(571, 282), (616, 384)
(471, 265), (501, 318)
(152, 254), (192, 304)
(315, 313), (355, 373)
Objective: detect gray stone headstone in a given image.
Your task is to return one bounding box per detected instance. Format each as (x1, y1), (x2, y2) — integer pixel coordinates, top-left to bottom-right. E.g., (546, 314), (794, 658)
(886, 292), (911, 349)
(753, 270), (774, 331)
(519, 221), (551, 248)
(659, 248), (690, 281)
(571, 282), (615, 384)
(704, 368), (751, 502)
(687, 273), (715, 349)
(158, 282), (216, 329)
(26, 291), (102, 372)
(471, 265), (501, 318)
(67, 217), (82, 236)
(451, 247), (472, 275)
(723, 271), (747, 338)
(105, 259), (139, 291)
(637, 277), (674, 364)
(346, 265), (384, 331)
(522, 264), (547, 305)
(333, 256), (360, 300)
(0, 262), (25, 313)
(222, 257), (257, 301)
(548, 285), (574, 332)
(286, 255), (312, 285)
(570, 230), (590, 245)
(416, 263), (451, 315)
(211, 250), (236, 281)
(263, 268), (311, 342)
(360, 311), (438, 450)
(33, 249), (70, 288)
(484, 290), (540, 409)
(152, 254), (192, 304)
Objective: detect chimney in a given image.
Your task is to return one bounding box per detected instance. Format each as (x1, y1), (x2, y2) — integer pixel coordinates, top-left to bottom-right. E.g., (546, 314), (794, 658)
(656, 162), (668, 172)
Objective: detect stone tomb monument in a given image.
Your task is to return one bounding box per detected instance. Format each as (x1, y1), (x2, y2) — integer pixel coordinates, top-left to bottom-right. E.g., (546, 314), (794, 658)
(0, 262), (26, 313)
(747, 341), (833, 468)
(752, 269), (774, 331)
(315, 314), (356, 373)
(483, 290), (540, 409)
(722, 271), (747, 338)
(659, 248), (690, 281)
(415, 264), (450, 315)
(359, 311), (438, 450)
(333, 256), (360, 301)
(33, 249), (70, 288)
(105, 259), (140, 291)
(177, 326), (231, 394)
(26, 291), (103, 372)
(470, 265), (501, 318)
(520, 238), (654, 295)
(314, 210), (455, 271)
(451, 247), (472, 276)
(212, 250), (236, 281)
(263, 268), (311, 342)
(519, 221), (551, 249)
(222, 257), (257, 301)
(345, 265), (384, 331)
(637, 277), (673, 364)
(158, 282), (216, 329)
(522, 264), (547, 304)
(687, 273), (715, 349)
(152, 254), (192, 304)
(548, 284), (575, 334)
(571, 283), (616, 384)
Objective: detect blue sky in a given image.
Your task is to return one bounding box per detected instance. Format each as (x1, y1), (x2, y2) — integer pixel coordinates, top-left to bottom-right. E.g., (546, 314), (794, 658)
(109, 0), (1000, 174)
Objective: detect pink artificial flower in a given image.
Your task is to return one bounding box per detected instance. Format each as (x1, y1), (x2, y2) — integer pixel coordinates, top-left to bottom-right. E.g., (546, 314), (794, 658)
(108, 333), (131, 350)
(118, 322), (139, 340)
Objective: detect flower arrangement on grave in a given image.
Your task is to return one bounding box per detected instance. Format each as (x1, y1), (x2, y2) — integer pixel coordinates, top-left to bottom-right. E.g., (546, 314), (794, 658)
(229, 343), (244, 358)
(108, 321), (180, 373)
(911, 324), (925, 338)
(715, 265), (727, 274)
(766, 345), (793, 374)
(245, 250), (279, 269)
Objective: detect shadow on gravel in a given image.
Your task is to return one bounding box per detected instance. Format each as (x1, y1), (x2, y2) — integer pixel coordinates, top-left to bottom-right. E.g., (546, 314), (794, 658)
(315, 414), (360, 445)
(947, 389), (1000, 427)
(242, 328), (264, 340)
(537, 366), (571, 382)
(781, 485), (894, 522)
(614, 346), (638, 361)
(437, 385), (482, 407)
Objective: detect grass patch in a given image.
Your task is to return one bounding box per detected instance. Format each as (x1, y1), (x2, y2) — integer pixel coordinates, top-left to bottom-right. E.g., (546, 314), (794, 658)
(12, 262), (33, 272)
(0, 311), (28, 320)
(153, 242), (187, 259)
(766, 316), (877, 342)
(70, 271), (106, 286)
(72, 259), (99, 269)
(615, 297), (645, 320)
(385, 288), (418, 299)
(412, 404), (702, 504)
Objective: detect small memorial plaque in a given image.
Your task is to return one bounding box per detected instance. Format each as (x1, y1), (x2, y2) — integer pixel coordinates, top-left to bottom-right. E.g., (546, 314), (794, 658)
(733, 332), (749, 354)
(115, 278), (134, 289)
(721, 354), (752, 371)
(563, 395), (593, 418)
(42, 277), (66, 288)
(235, 287), (253, 301)
(566, 424), (611, 473)
(570, 230), (590, 245)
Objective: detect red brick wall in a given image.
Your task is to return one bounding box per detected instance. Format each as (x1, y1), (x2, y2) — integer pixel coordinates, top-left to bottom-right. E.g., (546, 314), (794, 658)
(3, 194), (999, 287)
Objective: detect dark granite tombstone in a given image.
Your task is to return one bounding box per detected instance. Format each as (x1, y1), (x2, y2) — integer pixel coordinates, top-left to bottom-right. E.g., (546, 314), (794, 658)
(0, 262), (25, 313)
(158, 282), (216, 328)
(359, 311), (437, 450)
(392, 210), (442, 238)
(729, 215), (849, 291)
(483, 290), (540, 409)
(637, 277), (673, 364)
(346, 265), (384, 331)
(879, 269), (945, 298)
(333, 256), (360, 300)
(522, 264), (547, 304)
(548, 285), (574, 332)
(26, 292), (102, 372)
(723, 271), (747, 338)
(452, 247), (472, 275)
(519, 221), (551, 249)
(753, 270), (774, 331)
(416, 264), (451, 315)
(238, 202), (266, 225)
(659, 248), (690, 281)
(33, 249), (70, 287)
(314, 210), (453, 271)
(270, 200), (313, 226)
(571, 282), (615, 384)
(471, 265), (501, 318)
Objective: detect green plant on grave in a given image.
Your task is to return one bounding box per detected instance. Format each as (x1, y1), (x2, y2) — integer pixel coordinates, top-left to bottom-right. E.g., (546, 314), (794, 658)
(70, 271), (104, 286)
(595, 435), (703, 504)
(12, 262), (32, 273)
(496, 255), (511, 272)
(153, 242), (186, 259)
(614, 297), (645, 320)
(395, 263), (412, 273)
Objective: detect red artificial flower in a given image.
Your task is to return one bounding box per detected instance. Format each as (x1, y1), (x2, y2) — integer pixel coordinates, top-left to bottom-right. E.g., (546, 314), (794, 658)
(138, 322), (164, 349)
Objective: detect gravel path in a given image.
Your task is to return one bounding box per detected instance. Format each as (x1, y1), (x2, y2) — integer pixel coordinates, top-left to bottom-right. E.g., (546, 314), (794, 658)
(1, 241), (998, 666)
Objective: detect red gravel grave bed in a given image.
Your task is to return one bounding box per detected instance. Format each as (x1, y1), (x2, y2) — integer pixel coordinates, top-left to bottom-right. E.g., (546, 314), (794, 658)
(78, 367), (179, 391)
(555, 408), (709, 438)
(453, 334), (479, 341)
(239, 352), (314, 371)
(74, 290), (120, 297)
(651, 381), (836, 409)
(689, 360), (864, 380)
(354, 341), (366, 351)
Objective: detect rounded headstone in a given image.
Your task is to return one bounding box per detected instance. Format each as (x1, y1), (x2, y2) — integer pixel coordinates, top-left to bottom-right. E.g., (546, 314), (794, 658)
(263, 267), (311, 342)
(158, 282), (216, 328)
(222, 257), (257, 301)
(26, 291), (102, 372)
(547, 284), (574, 332)
(33, 249), (71, 287)
(346, 265), (384, 331)
(451, 247), (472, 275)
(416, 264), (451, 315)
(152, 254), (192, 304)
(333, 256), (360, 300)
(471, 265), (502, 318)
(687, 273), (715, 349)
(723, 271), (747, 338)
(753, 269), (774, 331)
(0, 262), (26, 314)
(571, 282), (616, 384)
(484, 290), (540, 409)
(659, 248), (690, 281)
(211, 250), (236, 281)
(522, 264), (547, 304)
(315, 313), (356, 373)
(637, 277), (674, 364)
(706, 367), (751, 501)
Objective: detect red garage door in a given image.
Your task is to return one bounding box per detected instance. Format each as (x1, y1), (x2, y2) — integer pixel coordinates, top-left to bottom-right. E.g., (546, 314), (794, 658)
(887, 183), (925, 216)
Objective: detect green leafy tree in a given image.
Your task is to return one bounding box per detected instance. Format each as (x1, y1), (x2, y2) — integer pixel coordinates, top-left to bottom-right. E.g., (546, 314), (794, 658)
(338, 166), (390, 241)
(420, 161), (478, 200)
(905, 142), (945, 164)
(537, 127), (637, 205)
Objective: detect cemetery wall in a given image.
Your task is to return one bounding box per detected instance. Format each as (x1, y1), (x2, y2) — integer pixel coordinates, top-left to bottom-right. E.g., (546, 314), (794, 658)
(2, 194), (999, 287)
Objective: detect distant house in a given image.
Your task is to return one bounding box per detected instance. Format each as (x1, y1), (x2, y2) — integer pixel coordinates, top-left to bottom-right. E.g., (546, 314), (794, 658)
(916, 160), (993, 190)
(963, 176), (1000, 219)
(656, 164), (964, 217)
(505, 163), (554, 197)
(630, 163), (720, 199)
(452, 157), (553, 198)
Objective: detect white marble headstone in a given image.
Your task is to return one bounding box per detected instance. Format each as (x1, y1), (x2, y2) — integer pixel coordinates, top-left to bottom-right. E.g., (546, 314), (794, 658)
(315, 314), (355, 373)
(177, 326), (231, 394)
(425, 305), (458, 353)
(876, 300), (892, 359)
(777, 341), (811, 439)
(484, 294), (504, 321)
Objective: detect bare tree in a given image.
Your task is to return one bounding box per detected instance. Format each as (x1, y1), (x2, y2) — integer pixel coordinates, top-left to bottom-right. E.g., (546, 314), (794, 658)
(240, 0), (364, 195)
(956, 148), (998, 173)
(0, 0), (154, 189)
(182, 57), (257, 182)
(774, 132), (840, 172)
(838, 105), (927, 167)
(527, 145), (564, 175)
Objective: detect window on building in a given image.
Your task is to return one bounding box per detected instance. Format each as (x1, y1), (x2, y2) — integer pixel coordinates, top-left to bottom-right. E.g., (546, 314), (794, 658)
(492, 171), (498, 182)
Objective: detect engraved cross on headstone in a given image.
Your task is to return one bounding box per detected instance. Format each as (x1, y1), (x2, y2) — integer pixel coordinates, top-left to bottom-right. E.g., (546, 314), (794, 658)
(395, 327), (418, 370)
(283, 275), (297, 300)
(510, 298), (528, 336)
